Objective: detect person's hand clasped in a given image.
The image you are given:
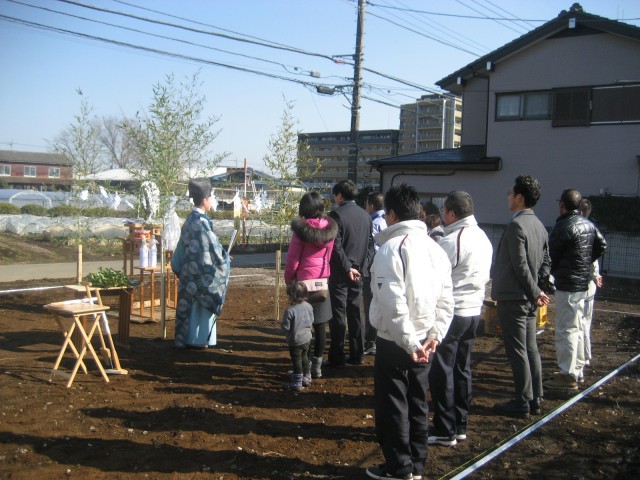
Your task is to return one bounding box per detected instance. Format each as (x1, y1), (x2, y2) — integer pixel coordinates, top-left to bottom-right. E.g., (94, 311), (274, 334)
(536, 291), (550, 306)
(348, 268), (361, 282)
(411, 338), (439, 363)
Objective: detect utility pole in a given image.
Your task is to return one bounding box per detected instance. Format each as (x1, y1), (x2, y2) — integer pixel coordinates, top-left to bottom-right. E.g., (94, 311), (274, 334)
(348, 0), (365, 184)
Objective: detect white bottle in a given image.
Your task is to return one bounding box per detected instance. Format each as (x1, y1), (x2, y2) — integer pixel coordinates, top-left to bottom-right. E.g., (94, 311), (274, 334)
(139, 238), (149, 268)
(148, 238), (157, 269)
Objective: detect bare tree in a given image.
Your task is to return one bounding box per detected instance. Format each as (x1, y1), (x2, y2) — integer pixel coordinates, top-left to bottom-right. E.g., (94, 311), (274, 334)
(99, 116), (139, 169)
(51, 89), (104, 178)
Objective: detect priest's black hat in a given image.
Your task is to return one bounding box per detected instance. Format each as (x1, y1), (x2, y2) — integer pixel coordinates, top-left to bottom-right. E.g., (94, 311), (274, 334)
(188, 178), (212, 205)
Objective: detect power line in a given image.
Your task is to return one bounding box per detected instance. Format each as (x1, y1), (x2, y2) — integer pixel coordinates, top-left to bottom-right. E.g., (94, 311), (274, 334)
(366, 10), (482, 56)
(0, 14), (350, 90)
(376, 0), (492, 53)
(365, 1), (547, 21)
(454, 0), (528, 35)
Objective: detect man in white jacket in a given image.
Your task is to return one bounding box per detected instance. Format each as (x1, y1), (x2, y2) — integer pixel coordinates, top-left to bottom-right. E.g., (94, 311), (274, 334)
(428, 191), (493, 447)
(366, 184), (454, 480)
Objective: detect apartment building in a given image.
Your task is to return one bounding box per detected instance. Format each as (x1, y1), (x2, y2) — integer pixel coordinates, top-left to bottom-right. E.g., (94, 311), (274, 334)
(0, 150), (72, 190)
(398, 94), (462, 154)
(298, 129), (398, 191)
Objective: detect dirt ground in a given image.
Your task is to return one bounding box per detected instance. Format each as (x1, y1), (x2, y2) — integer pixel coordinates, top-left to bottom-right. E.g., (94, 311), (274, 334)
(1, 235), (639, 479)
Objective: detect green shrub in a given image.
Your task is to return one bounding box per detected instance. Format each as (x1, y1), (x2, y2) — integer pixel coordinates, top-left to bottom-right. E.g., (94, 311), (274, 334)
(0, 202), (20, 214)
(20, 204), (48, 216)
(48, 205), (81, 217)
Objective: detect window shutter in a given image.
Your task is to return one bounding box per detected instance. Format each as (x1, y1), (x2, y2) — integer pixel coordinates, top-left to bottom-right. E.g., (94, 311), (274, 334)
(552, 88), (590, 127)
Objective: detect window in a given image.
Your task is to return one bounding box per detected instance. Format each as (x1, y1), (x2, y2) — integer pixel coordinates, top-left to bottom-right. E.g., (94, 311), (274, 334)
(24, 166), (36, 177)
(591, 84), (640, 123)
(0, 164), (10, 176)
(49, 167), (61, 178)
(496, 92), (551, 120)
(552, 88), (590, 127)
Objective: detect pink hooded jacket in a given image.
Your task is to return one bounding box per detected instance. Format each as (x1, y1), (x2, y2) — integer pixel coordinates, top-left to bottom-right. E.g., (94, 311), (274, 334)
(284, 216), (338, 285)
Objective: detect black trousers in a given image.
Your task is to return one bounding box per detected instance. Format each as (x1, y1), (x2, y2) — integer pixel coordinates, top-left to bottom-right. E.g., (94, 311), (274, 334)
(497, 300), (543, 404)
(374, 337), (430, 478)
(362, 276), (378, 344)
(429, 314), (480, 437)
(328, 276), (364, 363)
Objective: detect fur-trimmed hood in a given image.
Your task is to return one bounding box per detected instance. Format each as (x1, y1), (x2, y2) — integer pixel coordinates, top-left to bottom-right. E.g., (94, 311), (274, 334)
(290, 216), (338, 246)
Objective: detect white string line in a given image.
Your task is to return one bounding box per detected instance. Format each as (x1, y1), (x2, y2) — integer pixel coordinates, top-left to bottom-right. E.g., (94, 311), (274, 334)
(448, 352), (640, 480)
(0, 274), (270, 296)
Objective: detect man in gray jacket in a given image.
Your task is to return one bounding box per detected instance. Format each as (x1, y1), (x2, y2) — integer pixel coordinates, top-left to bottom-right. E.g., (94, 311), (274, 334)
(491, 175), (550, 419)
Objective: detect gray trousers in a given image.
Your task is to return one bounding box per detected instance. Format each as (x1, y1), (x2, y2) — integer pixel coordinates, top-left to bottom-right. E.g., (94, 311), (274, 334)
(497, 300), (543, 403)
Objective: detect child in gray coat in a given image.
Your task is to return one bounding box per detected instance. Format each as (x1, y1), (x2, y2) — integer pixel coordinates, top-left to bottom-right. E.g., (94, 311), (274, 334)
(281, 281), (314, 391)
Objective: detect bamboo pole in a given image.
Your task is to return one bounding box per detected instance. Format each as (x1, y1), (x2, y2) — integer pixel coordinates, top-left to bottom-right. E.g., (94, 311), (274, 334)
(76, 243), (83, 284)
(274, 249), (282, 321)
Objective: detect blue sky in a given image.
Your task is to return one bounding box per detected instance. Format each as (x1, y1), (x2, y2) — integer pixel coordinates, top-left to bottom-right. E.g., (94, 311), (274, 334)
(1, 0), (639, 171)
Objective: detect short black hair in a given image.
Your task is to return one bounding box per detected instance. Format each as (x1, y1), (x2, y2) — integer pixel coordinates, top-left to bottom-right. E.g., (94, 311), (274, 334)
(299, 191), (325, 219)
(332, 180), (358, 201)
(513, 175), (541, 208)
(366, 192), (384, 211)
(286, 281), (308, 304)
(561, 188), (582, 211)
(384, 183), (421, 221)
(444, 191), (474, 218)
(424, 214), (441, 229)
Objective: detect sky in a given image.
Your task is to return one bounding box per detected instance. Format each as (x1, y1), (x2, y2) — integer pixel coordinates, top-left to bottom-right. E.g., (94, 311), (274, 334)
(1, 0), (639, 172)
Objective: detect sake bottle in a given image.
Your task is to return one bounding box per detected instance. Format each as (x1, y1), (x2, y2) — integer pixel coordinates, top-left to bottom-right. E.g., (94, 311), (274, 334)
(139, 238), (149, 268)
(148, 238), (157, 269)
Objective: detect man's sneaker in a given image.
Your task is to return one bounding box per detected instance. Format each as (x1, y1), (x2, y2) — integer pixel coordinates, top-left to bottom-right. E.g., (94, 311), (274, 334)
(365, 464), (413, 480)
(529, 397), (543, 415)
(454, 433), (467, 441)
(364, 343), (377, 355)
(428, 434), (457, 446)
(493, 399), (530, 419)
(543, 373), (578, 391)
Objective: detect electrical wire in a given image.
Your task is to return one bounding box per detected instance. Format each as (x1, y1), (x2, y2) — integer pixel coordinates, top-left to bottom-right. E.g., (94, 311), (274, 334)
(0, 13), (351, 90)
(8, 0), (321, 77)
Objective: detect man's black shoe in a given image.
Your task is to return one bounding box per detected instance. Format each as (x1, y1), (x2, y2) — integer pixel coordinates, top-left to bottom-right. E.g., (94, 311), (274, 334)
(346, 355), (364, 365)
(529, 397), (543, 415)
(493, 399), (530, 419)
(322, 359), (345, 368)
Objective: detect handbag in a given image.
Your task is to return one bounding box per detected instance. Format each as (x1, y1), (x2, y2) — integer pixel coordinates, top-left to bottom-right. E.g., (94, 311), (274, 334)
(300, 278), (329, 303)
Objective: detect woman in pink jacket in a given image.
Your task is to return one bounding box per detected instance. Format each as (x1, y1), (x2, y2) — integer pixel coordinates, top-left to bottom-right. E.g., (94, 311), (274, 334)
(285, 191), (338, 379)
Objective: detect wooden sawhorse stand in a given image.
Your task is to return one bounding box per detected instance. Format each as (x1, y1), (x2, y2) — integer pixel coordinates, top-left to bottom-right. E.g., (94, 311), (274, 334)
(45, 302), (112, 387)
(46, 284), (128, 387)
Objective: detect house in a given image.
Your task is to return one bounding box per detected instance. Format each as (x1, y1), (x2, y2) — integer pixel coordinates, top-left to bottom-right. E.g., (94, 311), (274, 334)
(369, 4), (640, 227)
(0, 150), (72, 190)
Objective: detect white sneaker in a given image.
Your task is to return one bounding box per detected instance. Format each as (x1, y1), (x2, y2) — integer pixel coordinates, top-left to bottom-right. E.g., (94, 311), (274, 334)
(454, 433), (467, 441)
(427, 435), (457, 446)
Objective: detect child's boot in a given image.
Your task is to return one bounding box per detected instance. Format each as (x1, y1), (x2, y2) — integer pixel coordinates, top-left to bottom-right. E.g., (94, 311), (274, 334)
(302, 373), (312, 386)
(311, 356), (323, 379)
(283, 373), (304, 391)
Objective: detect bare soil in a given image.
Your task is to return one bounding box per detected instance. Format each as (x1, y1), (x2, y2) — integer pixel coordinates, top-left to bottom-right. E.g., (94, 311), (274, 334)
(0, 235), (639, 479)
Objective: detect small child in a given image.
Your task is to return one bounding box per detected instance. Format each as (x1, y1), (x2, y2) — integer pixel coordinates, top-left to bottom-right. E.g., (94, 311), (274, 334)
(281, 281), (314, 391)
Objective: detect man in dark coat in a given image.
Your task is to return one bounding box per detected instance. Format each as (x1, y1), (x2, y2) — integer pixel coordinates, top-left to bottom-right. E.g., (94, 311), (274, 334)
(327, 180), (373, 366)
(544, 189), (606, 391)
(491, 175), (551, 418)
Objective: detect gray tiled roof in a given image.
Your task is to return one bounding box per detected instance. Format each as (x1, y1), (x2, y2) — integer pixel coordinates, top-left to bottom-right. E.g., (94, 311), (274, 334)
(0, 150), (69, 166)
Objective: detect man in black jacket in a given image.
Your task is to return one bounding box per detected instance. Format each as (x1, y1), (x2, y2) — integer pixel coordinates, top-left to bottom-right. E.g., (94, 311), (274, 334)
(327, 180), (373, 366)
(545, 189), (606, 392)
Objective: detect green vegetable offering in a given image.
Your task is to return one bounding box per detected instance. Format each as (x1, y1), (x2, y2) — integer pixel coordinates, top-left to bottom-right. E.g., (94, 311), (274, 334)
(84, 268), (133, 289)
